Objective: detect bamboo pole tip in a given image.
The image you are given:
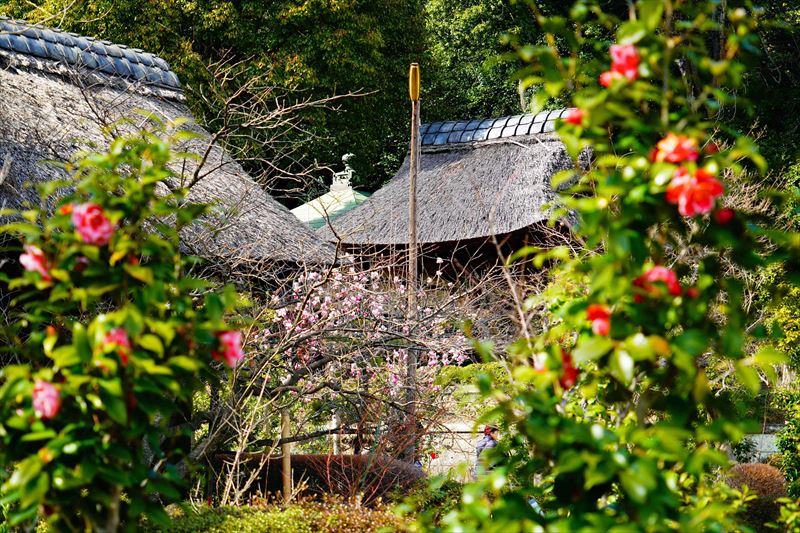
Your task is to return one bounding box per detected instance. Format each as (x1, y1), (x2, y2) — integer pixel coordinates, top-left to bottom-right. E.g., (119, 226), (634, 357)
(409, 63), (420, 101)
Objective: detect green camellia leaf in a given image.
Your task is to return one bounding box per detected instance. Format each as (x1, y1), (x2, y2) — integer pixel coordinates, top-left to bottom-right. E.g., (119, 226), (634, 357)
(168, 356), (202, 372)
(623, 333), (655, 361)
(573, 336), (614, 364)
(99, 390), (128, 425)
(673, 330), (707, 357)
(139, 334), (164, 357)
(20, 472), (48, 508)
(638, 0), (664, 30)
(610, 349), (635, 385)
(50, 346), (81, 368)
(123, 264), (154, 284)
(617, 21), (647, 44)
(20, 430), (56, 442)
(735, 362), (762, 395)
(4, 456), (42, 491)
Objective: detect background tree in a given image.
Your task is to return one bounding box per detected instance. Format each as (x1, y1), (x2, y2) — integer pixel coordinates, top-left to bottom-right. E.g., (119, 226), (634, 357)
(0, 0), (426, 197)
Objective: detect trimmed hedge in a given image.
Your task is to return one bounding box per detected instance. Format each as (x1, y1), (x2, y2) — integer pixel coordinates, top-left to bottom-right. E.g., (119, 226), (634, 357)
(726, 463), (787, 532)
(143, 499), (407, 533)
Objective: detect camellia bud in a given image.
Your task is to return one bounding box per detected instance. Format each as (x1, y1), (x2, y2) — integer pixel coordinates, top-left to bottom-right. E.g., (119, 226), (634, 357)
(714, 208), (735, 224)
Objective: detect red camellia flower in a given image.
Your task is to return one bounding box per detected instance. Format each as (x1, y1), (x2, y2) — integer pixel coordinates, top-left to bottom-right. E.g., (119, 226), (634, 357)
(33, 380), (61, 420)
(563, 108), (585, 125)
(654, 133), (699, 163)
(71, 203), (115, 246)
(633, 266), (682, 302)
(559, 350), (579, 389)
(586, 304), (611, 336)
(714, 207), (735, 224)
(599, 43), (640, 87)
(103, 327), (132, 366)
(686, 287), (700, 299)
(19, 244), (51, 281)
(212, 330), (244, 368)
(430, 452), (438, 460)
(666, 167), (724, 217)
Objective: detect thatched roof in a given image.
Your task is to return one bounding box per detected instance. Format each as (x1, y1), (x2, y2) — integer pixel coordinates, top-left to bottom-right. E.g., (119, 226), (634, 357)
(318, 109), (577, 245)
(0, 18), (335, 268)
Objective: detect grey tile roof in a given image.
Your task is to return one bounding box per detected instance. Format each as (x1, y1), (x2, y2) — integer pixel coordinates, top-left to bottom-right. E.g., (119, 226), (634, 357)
(420, 109), (568, 146)
(0, 17), (180, 90)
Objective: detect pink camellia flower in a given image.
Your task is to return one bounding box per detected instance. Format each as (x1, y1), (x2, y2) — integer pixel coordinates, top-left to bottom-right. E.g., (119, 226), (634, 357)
(586, 304), (611, 336)
(654, 133), (699, 163)
(212, 330), (244, 368)
(610, 44), (640, 80)
(633, 266), (682, 302)
(714, 207), (735, 224)
(103, 328), (132, 366)
(19, 244), (51, 281)
(666, 167), (724, 217)
(71, 203), (115, 246)
(33, 380), (61, 420)
(599, 43), (640, 87)
(563, 108), (585, 125)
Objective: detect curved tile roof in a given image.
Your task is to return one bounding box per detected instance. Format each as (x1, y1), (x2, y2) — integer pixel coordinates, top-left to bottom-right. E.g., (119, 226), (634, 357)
(420, 109), (568, 146)
(0, 17), (180, 90)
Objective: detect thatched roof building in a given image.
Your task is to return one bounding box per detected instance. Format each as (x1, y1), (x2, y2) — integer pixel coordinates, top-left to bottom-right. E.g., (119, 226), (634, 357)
(0, 18), (335, 269)
(317, 109), (577, 255)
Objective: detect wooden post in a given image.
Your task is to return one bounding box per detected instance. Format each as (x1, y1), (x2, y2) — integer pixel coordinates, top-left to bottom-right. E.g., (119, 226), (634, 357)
(332, 411), (341, 455)
(405, 63), (421, 462)
(281, 409), (291, 503)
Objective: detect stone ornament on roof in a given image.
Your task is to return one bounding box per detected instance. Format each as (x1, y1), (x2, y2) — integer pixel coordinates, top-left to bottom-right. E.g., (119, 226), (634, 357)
(331, 153), (355, 192)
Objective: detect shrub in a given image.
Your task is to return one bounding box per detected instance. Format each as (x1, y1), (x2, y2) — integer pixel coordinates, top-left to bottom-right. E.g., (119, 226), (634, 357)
(766, 454), (784, 470)
(400, 478), (463, 527)
(772, 497), (800, 532)
(726, 463), (787, 531)
(415, 0), (797, 530)
(0, 126), (245, 529)
(733, 437), (759, 464)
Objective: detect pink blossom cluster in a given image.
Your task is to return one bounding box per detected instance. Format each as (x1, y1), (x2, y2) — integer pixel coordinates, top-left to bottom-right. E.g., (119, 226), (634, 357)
(268, 265), (469, 400)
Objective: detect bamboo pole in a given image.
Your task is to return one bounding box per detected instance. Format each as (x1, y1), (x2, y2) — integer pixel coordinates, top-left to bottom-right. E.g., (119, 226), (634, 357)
(405, 63), (420, 462)
(281, 409), (291, 503)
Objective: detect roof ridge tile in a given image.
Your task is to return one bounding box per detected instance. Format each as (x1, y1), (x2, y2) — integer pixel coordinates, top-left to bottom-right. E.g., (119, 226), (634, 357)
(421, 110), (568, 146)
(0, 17), (181, 91)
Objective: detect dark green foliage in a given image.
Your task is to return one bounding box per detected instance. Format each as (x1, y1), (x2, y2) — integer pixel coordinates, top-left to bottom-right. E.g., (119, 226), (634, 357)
(745, 4), (800, 171)
(0, 0), (426, 195)
(726, 463), (788, 532)
(399, 478), (464, 526)
(422, 0), (533, 122)
(778, 403), (800, 498)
